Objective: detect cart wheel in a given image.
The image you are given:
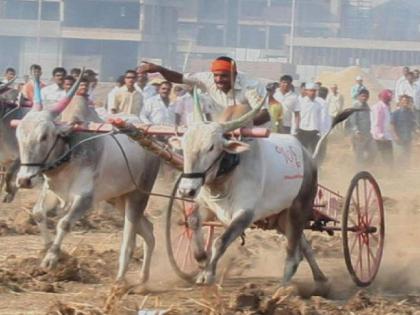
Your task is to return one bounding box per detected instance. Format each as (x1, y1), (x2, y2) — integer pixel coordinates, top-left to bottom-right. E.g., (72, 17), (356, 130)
(0, 166), (6, 194)
(342, 171), (385, 287)
(165, 175), (214, 282)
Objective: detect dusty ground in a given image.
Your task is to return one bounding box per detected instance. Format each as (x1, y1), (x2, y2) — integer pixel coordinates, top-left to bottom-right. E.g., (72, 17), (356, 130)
(1, 135), (420, 314)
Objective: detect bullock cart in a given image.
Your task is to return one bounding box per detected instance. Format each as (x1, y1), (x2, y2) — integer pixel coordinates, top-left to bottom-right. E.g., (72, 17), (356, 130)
(10, 118), (385, 287)
(104, 119), (385, 288)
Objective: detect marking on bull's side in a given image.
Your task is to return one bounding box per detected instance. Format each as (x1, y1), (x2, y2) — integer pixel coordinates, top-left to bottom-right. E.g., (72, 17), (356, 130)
(275, 145), (301, 168)
(284, 174), (304, 180)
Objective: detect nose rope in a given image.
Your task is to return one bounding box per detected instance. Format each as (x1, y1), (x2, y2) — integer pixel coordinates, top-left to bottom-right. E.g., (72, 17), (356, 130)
(20, 131), (115, 179)
(20, 135), (65, 168)
(181, 152), (225, 185)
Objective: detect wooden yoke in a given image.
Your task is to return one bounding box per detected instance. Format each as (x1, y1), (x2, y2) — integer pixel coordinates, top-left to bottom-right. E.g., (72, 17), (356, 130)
(110, 118), (184, 171)
(10, 118), (270, 171)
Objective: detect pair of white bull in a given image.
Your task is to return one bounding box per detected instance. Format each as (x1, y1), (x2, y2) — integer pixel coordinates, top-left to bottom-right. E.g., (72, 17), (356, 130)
(15, 77), (349, 288)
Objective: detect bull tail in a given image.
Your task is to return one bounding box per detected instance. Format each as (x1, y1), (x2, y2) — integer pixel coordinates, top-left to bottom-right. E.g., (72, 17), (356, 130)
(312, 108), (365, 165)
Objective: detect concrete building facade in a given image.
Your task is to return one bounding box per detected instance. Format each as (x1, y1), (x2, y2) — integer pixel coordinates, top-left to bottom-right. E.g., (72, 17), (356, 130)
(0, 0), (180, 80)
(1, 0), (420, 80)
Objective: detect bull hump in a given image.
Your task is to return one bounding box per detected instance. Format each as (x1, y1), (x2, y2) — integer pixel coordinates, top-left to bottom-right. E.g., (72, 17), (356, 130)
(61, 96), (101, 123)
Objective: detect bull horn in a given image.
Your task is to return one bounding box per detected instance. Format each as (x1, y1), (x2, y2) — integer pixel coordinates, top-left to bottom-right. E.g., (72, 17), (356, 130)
(33, 74), (42, 111)
(49, 67), (85, 114)
(0, 77), (16, 93)
(221, 93), (268, 132)
(193, 86), (205, 122)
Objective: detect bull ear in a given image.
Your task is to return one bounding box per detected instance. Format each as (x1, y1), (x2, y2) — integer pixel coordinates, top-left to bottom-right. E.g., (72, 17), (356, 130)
(168, 136), (182, 150)
(223, 140), (250, 154)
(57, 123), (73, 137)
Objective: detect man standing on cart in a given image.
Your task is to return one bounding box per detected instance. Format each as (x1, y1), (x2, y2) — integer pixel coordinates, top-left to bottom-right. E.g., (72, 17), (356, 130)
(137, 56), (270, 126)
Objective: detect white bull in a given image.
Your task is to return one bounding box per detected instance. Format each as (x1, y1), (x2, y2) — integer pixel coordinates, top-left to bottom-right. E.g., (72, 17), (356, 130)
(169, 90), (357, 287)
(15, 75), (160, 283)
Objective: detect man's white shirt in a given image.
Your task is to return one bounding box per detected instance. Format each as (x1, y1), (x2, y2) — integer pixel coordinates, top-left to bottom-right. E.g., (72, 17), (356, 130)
(183, 72), (267, 118)
(395, 75), (408, 99)
(140, 94), (175, 125)
(273, 89), (300, 128)
(41, 83), (66, 105)
(299, 96), (323, 132)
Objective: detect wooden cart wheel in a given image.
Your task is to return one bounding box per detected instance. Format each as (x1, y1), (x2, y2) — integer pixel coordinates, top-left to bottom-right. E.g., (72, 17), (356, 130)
(0, 166), (6, 194)
(165, 175), (215, 282)
(342, 171), (385, 287)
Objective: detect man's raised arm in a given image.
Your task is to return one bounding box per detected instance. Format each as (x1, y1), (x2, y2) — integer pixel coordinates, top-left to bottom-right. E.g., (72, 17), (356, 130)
(138, 62), (183, 84)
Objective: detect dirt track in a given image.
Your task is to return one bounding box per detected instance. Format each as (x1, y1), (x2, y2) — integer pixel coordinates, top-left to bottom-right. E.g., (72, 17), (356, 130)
(1, 136), (420, 314)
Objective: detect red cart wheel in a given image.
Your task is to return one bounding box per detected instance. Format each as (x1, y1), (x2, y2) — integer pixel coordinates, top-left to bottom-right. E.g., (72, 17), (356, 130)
(0, 166), (6, 193)
(342, 171), (385, 287)
(165, 175), (214, 282)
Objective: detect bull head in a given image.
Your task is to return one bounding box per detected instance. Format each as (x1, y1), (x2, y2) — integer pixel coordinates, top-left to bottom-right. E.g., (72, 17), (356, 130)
(15, 67), (85, 188)
(170, 92), (267, 198)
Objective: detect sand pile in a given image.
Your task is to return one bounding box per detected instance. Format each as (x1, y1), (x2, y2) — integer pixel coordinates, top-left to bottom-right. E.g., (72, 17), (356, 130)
(317, 66), (384, 108)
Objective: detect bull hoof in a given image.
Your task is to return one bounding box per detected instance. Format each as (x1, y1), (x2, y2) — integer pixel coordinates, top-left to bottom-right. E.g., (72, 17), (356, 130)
(313, 279), (330, 297)
(195, 252), (208, 269)
(41, 251), (59, 270)
(2, 193), (15, 203)
(195, 270), (215, 285)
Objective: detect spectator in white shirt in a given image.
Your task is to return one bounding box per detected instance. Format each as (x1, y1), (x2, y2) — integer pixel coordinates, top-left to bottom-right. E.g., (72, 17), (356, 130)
(414, 69), (420, 82)
(137, 56), (269, 126)
(395, 66), (410, 99)
(106, 75), (125, 112)
(327, 84), (344, 118)
(84, 69), (98, 103)
(173, 85), (211, 126)
(317, 86), (332, 136)
(273, 74), (300, 134)
(140, 81), (175, 125)
(296, 82), (323, 153)
(395, 71), (418, 101)
(41, 67), (67, 105)
(298, 82), (306, 103)
(135, 68), (158, 100)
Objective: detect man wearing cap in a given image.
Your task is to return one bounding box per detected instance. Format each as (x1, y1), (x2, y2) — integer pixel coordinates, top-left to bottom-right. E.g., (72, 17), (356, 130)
(351, 76), (366, 101)
(137, 56), (269, 125)
(273, 74), (300, 134)
(327, 84), (344, 119)
(296, 82), (323, 153)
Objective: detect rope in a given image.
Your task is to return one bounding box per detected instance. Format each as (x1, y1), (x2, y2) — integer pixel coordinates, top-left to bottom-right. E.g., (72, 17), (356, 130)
(109, 133), (194, 203)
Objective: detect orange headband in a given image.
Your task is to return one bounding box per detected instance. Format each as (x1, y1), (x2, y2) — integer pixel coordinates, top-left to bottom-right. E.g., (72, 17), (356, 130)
(211, 60), (236, 73)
